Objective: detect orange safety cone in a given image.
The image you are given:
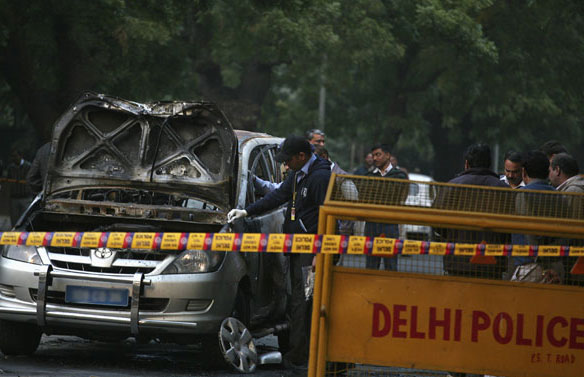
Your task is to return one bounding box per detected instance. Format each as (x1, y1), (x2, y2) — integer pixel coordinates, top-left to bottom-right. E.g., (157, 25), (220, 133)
(470, 242), (496, 264)
(470, 255), (497, 264)
(570, 256), (584, 275)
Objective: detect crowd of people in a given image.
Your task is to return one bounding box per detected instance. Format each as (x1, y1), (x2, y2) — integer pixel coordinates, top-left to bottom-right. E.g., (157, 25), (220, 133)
(229, 131), (583, 369)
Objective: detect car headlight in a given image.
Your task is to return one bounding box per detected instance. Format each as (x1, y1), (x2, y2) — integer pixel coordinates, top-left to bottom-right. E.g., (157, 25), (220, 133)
(1, 245), (42, 265)
(162, 250), (225, 274)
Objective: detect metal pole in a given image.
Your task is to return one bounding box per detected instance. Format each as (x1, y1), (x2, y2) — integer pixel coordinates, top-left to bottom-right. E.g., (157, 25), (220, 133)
(308, 206), (328, 377)
(316, 214), (336, 376)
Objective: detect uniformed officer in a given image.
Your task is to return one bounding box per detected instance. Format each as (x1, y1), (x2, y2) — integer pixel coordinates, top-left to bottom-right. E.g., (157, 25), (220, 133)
(228, 135), (331, 368)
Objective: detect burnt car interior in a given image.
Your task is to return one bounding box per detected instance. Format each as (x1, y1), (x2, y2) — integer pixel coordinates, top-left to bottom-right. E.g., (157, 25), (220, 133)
(45, 95), (237, 212)
(15, 95), (238, 233)
(57, 105), (226, 181)
(49, 188), (221, 211)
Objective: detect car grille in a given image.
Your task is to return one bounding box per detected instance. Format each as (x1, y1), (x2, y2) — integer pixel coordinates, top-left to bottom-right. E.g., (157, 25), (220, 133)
(46, 247), (168, 274)
(29, 289), (169, 312)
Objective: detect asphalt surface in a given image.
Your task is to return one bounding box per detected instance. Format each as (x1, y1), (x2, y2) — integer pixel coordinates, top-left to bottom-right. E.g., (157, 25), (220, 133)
(0, 334), (302, 377)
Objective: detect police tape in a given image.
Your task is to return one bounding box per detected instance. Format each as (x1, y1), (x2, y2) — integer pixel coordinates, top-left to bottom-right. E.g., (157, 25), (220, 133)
(0, 231), (582, 257)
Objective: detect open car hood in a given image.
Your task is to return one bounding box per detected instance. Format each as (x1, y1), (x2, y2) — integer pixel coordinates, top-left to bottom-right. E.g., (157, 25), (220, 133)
(44, 93), (237, 208)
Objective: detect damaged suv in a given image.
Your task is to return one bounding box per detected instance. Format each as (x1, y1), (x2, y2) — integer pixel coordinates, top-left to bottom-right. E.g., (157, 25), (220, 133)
(0, 93), (288, 372)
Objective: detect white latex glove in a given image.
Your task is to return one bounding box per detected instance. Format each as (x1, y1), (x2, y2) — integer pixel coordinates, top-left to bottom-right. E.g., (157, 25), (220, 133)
(227, 209), (247, 223)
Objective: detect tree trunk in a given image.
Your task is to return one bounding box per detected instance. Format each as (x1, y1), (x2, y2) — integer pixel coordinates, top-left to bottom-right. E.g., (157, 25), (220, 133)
(196, 61), (273, 131)
(428, 111), (471, 182)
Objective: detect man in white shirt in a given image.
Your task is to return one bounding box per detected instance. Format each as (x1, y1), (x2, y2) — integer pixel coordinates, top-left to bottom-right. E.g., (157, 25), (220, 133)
(500, 150), (525, 188)
(365, 144), (407, 271)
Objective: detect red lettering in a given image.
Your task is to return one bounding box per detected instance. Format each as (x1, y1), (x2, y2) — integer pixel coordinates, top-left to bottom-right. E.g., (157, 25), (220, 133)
(536, 315), (544, 347)
(372, 303), (391, 337)
(493, 312), (513, 344)
(516, 313), (533, 346)
(429, 307), (450, 340)
(454, 309), (462, 341)
(569, 318), (584, 350)
(392, 304), (407, 338)
(471, 310), (490, 342)
(410, 306), (425, 339)
(547, 316), (568, 347)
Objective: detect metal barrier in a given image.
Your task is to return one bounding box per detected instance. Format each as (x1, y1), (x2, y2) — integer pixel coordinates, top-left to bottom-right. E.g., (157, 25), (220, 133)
(309, 174), (584, 377)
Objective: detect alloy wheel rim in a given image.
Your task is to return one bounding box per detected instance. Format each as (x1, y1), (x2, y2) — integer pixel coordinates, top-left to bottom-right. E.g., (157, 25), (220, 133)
(218, 317), (257, 373)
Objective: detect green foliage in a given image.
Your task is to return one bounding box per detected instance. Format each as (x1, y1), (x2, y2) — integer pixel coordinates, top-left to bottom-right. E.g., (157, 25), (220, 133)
(0, 0), (583, 177)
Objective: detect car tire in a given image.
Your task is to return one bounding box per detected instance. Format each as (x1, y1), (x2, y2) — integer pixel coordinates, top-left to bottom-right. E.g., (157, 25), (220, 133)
(202, 286), (254, 371)
(217, 316), (257, 373)
(0, 320), (42, 355)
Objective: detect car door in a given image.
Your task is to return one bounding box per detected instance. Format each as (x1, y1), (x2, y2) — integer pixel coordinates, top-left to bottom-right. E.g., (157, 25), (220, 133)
(240, 141), (288, 321)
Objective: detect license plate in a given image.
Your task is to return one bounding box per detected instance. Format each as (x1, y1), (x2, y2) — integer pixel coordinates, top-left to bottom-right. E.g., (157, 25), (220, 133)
(65, 286), (129, 307)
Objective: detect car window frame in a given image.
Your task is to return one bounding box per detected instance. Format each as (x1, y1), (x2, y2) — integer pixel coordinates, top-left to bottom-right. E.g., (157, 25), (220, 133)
(246, 144), (282, 206)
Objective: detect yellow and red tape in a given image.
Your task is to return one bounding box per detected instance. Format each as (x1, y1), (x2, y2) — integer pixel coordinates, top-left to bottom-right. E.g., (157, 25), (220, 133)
(0, 231), (583, 257)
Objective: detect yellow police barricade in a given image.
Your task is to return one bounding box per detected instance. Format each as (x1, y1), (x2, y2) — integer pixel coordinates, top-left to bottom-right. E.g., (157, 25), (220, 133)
(309, 174), (584, 377)
(1, 174), (583, 376)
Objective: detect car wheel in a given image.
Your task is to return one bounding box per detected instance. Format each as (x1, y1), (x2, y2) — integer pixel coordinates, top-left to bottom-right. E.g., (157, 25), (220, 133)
(0, 319), (42, 355)
(202, 286), (256, 372)
(218, 316), (258, 373)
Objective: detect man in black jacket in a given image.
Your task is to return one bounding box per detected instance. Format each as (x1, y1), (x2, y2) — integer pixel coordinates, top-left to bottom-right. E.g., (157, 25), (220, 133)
(228, 135), (331, 368)
(365, 144), (408, 271)
(449, 143), (509, 187)
(440, 143), (509, 279)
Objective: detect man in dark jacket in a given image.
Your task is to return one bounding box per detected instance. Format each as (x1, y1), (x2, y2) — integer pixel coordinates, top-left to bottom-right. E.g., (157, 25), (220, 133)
(365, 143), (408, 271)
(353, 152), (374, 175)
(441, 143), (509, 279)
(228, 135), (331, 368)
(511, 150), (565, 282)
(449, 143), (509, 187)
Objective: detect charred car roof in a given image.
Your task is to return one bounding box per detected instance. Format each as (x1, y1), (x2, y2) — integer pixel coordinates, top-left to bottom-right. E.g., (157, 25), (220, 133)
(44, 92), (238, 209)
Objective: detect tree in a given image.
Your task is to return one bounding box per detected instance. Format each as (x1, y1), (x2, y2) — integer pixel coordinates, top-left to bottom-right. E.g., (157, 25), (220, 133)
(261, 0), (584, 178)
(0, 0), (360, 136)
(1, 0), (583, 179)
(0, 0), (191, 139)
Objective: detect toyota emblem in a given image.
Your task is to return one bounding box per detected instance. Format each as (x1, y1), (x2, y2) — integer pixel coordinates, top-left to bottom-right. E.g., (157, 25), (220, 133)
(93, 248), (113, 259)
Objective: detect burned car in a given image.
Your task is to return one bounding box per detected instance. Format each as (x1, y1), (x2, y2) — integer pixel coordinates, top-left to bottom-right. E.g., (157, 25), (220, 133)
(0, 93), (288, 372)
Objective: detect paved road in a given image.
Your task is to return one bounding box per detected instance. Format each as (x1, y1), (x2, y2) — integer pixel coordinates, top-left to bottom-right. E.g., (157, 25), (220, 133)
(0, 335), (302, 377)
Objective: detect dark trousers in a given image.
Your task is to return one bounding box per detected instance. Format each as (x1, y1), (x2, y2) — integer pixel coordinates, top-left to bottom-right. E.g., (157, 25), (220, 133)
(284, 253), (312, 365)
(365, 222), (399, 271)
(365, 255), (398, 270)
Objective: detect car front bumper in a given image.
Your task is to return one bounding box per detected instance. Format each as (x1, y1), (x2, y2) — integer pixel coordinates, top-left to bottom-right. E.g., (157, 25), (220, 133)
(0, 257), (240, 336)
